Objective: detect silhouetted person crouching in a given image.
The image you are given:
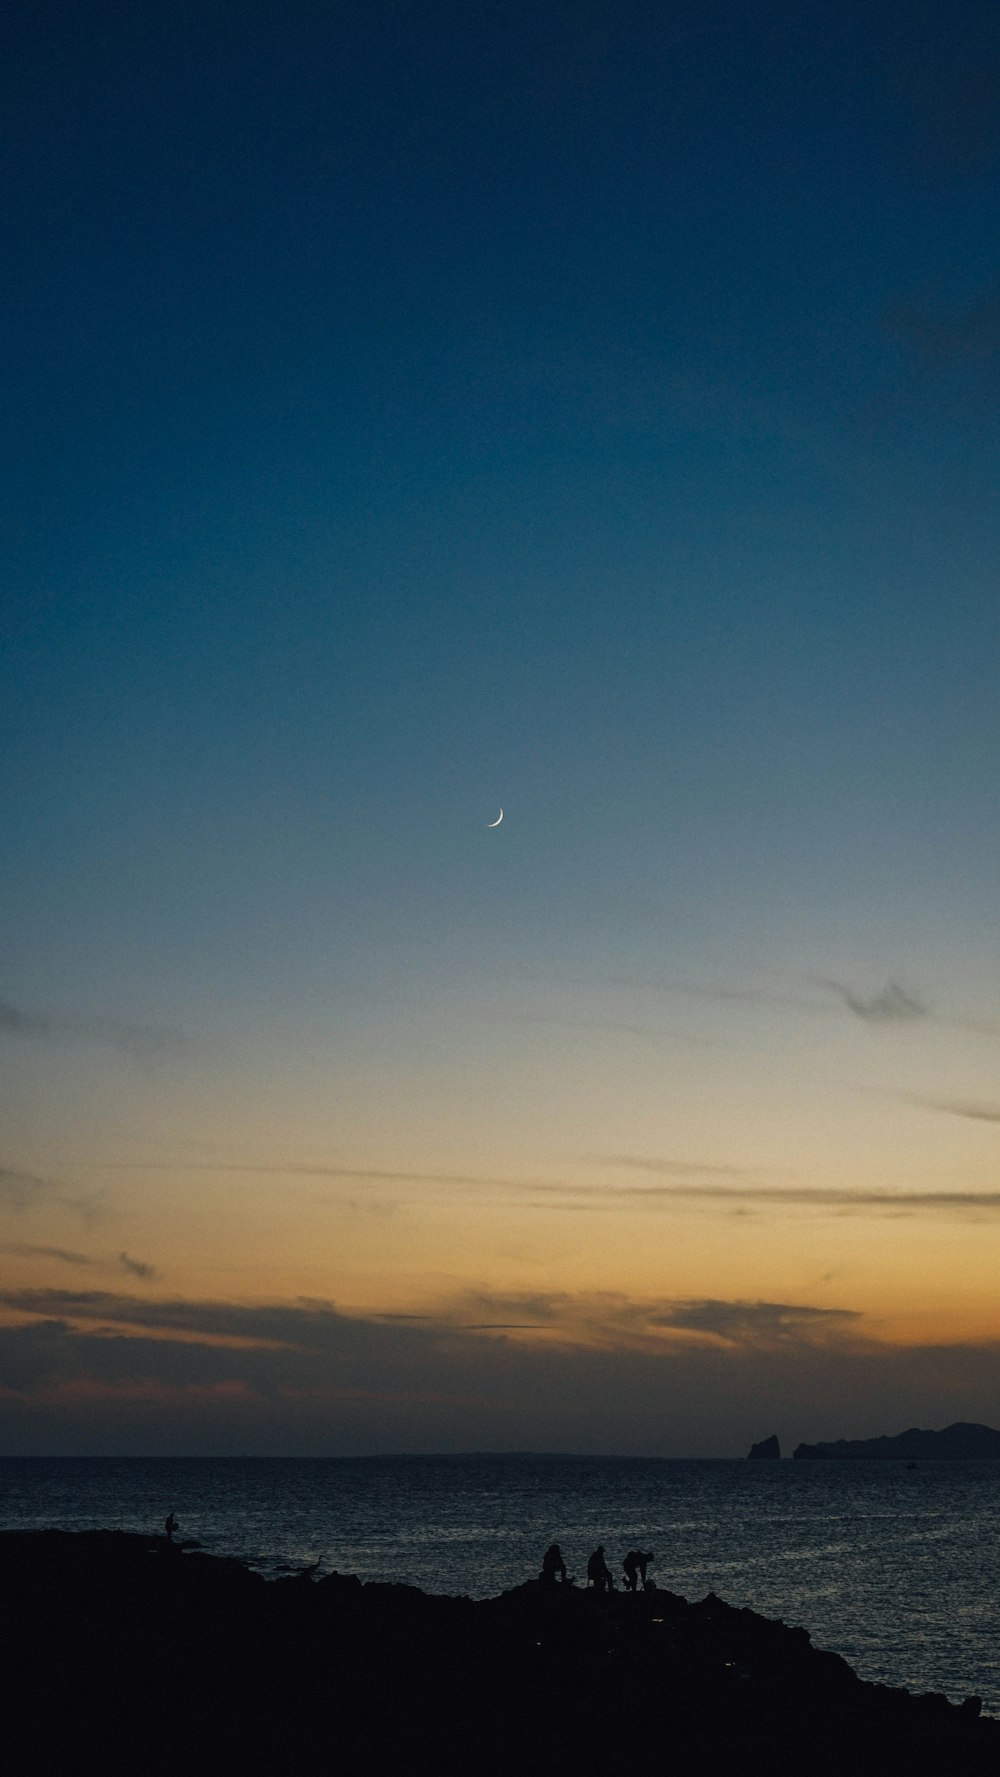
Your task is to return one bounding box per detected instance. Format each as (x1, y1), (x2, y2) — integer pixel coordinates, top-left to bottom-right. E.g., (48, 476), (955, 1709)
(540, 1542), (568, 1584)
(586, 1545), (613, 1591)
(622, 1549), (654, 1591)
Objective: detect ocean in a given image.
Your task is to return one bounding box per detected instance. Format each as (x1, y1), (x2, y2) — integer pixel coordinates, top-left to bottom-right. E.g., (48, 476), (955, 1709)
(3, 1454), (999, 1713)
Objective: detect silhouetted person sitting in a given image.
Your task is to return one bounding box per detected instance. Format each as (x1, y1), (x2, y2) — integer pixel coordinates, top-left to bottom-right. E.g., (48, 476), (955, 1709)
(164, 1512), (179, 1543)
(540, 1542), (567, 1584)
(622, 1549), (654, 1591)
(586, 1545), (614, 1592)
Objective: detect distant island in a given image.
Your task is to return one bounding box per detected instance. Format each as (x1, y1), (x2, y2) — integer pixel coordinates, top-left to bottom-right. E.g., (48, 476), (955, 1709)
(793, 1422), (1000, 1461)
(748, 1435), (781, 1459)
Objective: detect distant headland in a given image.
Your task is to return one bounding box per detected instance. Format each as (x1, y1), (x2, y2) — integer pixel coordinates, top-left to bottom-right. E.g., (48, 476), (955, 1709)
(793, 1422), (1000, 1461)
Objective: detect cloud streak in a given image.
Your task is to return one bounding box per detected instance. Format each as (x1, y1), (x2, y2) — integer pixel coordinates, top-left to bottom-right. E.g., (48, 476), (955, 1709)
(95, 1160), (553, 1191)
(0, 1243), (95, 1267)
(815, 978), (927, 1024)
(640, 973), (1000, 1042)
(649, 1299), (861, 1345)
(601, 1156), (750, 1179)
(0, 1166), (54, 1207)
(0, 1160), (105, 1224)
(596, 1158), (1000, 1216)
(507, 1014), (719, 1050)
(0, 995), (194, 1064)
(2, 1283), (1000, 1458)
(620, 1183), (1000, 1215)
(644, 979), (821, 1012)
(0, 1000), (50, 1037)
(0, 1283), (865, 1362)
(903, 1095), (1000, 1125)
(117, 1252), (159, 1281)
(81, 1154), (1000, 1218)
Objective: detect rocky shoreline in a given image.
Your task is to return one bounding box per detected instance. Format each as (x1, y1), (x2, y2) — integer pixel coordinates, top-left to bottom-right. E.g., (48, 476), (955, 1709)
(2, 1530), (995, 1774)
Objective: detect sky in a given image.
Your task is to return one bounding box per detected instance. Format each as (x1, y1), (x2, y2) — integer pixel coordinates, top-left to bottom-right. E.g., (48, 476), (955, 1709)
(2, 0), (1000, 1455)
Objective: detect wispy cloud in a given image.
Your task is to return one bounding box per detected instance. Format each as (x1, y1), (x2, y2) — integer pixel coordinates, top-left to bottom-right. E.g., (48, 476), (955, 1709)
(507, 1014), (718, 1049)
(59, 1192), (108, 1227)
(81, 1153), (1000, 1219)
(0, 1283), (861, 1357)
(814, 977), (926, 1024)
(644, 973), (928, 1025)
(0, 1162), (105, 1224)
(644, 972), (1000, 1041)
(117, 1251), (159, 1281)
(4, 1283), (1000, 1456)
(0, 995), (194, 1064)
(645, 979), (820, 1012)
(602, 1155), (750, 1179)
(0, 1242), (95, 1267)
(417, 1287), (866, 1354)
(649, 1299), (861, 1346)
(94, 1160), (545, 1190)
(0, 1288), (432, 1352)
(903, 1095), (1000, 1125)
(0, 1000), (50, 1037)
(590, 1159), (1000, 1217)
(442, 1290), (564, 1331)
(0, 1166), (53, 1207)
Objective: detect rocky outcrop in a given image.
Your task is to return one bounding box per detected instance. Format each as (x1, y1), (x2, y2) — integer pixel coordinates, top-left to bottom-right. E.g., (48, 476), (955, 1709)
(1, 1530), (996, 1775)
(748, 1435), (781, 1459)
(793, 1422), (1000, 1460)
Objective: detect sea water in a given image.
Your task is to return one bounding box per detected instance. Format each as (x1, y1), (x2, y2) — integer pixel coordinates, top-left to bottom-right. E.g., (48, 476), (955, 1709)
(3, 1454), (999, 1712)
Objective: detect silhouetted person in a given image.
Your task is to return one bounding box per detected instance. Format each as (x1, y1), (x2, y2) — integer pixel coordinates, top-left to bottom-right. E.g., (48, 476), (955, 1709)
(164, 1512), (178, 1543)
(622, 1549), (654, 1591)
(586, 1545), (613, 1592)
(540, 1542), (567, 1584)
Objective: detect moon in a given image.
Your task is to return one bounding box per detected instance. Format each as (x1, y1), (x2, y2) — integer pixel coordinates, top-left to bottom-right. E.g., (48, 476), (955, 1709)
(486, 808), (504, 827)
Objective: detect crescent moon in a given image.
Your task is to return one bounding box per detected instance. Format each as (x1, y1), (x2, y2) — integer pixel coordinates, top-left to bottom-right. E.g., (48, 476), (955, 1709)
(487, 808), (504, 827)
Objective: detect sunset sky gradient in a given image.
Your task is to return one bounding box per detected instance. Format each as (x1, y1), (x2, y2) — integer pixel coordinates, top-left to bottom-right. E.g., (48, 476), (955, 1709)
(3, 0), (1000, 1453)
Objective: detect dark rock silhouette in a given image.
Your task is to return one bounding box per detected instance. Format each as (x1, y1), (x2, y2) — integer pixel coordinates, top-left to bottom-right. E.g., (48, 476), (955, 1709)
(2, 1529), (998, 1775)
(748, 1435), (781, 1459)
(794, 1422), (1000, 1460)
(275, 1553), (325, 1577)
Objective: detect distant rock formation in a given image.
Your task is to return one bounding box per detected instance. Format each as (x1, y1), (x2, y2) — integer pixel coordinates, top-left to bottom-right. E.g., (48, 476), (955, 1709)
(793, 1422), (1000, 1461)
(748, 1435), (781, 1459)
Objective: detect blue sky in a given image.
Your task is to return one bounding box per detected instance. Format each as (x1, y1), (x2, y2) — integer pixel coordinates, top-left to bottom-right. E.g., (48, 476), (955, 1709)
(2, 0), (1000, 1452)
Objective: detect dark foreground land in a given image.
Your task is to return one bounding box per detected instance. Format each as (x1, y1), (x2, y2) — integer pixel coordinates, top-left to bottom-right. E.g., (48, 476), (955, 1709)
(1, 1532), (995, 1776)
